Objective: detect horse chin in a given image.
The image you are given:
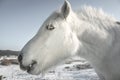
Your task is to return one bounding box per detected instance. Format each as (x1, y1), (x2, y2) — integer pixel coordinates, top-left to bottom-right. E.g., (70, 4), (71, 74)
(27, 65), (48, 75)
(27, 65), (40, 75)
(19, 62), (40, 75)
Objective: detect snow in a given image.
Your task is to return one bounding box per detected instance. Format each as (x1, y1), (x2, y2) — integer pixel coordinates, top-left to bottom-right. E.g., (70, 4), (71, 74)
(0, 56), (99, 80)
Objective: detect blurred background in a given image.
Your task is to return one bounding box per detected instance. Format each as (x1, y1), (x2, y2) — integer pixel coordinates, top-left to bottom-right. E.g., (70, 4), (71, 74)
(0, 0), (120, 51)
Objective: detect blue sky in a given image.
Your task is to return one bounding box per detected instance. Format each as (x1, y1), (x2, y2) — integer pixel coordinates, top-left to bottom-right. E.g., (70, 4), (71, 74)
(0, 0), (120, 50)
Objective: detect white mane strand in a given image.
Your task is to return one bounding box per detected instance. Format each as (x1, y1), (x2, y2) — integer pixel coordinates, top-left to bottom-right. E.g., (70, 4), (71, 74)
(76, 6), (117, 29)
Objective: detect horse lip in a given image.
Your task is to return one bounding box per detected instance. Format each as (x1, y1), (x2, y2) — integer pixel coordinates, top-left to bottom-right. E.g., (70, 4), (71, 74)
(27, 61), (37, 73)
(20, 64), (29, 71)
(27, 65), (34, 73)
(20, 60), (37, 72)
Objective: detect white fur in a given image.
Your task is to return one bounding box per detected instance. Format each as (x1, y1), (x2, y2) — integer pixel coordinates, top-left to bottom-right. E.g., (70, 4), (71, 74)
(20, 1), (120, 80)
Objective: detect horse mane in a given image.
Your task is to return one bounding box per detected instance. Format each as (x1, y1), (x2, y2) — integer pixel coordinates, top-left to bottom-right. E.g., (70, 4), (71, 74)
(75, 6), (117, 29)
(76, 6), (116, 21)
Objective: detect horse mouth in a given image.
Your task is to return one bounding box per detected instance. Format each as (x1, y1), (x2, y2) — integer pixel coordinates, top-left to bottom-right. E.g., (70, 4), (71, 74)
(27, 61), (37, 73)
(20, 61), (37, 73)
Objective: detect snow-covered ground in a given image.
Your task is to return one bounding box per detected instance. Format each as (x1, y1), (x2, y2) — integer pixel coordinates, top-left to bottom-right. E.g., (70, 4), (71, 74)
(0, 56), (99, 80)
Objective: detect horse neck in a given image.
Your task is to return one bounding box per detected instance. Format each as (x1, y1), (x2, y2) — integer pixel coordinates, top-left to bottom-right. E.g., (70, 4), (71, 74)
(68, 11), (107, 62)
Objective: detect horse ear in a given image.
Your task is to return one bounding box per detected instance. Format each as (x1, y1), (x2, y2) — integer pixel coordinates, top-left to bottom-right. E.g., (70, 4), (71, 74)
(61, 0), (72, 19)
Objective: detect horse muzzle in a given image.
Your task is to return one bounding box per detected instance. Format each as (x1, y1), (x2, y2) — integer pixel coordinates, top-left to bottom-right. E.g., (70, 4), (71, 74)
(18, 54), (37, 74)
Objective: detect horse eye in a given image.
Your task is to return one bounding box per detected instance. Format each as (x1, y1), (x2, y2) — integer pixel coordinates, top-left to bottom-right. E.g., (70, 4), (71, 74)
(46, 24), (55, 30)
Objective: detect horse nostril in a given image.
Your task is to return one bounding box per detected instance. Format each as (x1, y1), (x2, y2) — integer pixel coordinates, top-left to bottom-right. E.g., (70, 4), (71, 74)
(18, 54), (23, 63)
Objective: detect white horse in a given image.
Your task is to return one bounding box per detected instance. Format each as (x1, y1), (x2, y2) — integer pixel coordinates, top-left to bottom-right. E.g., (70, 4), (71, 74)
(18, 0), (120, 80)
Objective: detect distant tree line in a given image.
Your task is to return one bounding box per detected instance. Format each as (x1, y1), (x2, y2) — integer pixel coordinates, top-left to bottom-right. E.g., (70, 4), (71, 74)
(0, 50), (19, 56)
